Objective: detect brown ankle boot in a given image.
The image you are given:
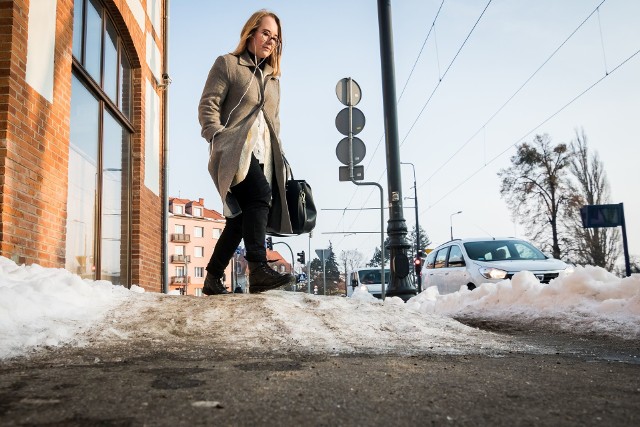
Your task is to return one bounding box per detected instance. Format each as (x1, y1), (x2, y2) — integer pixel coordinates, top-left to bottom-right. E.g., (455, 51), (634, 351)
(248, 262), (294, 293)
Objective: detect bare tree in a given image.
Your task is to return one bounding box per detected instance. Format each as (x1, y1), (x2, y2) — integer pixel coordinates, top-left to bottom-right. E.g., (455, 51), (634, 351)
(498, 134), (572, 259)
(339, 249), (364, 274)
(564, 129), (620, 270)
(614, 256), (640, 276)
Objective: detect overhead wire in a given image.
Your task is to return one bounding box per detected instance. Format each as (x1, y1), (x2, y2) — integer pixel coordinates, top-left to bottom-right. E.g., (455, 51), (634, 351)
(420, 46), (640, 215)
(330, 1), (447, 247)
(596, 6), (609, 75)
(418, 0), (608, 190)
(328, 0), (624, 256)
(343, 0), (493, 250)
(397, 0), (446, 103)
(400, 0), (493, 147)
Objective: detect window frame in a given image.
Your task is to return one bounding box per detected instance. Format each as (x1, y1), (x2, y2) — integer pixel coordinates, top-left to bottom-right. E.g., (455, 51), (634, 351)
(72, 0), (133, 132)
(447, 245), (466, 268)
(70, 0), (135, 285)
(425, 251), (436, 269)
(434, 247), (450, 269)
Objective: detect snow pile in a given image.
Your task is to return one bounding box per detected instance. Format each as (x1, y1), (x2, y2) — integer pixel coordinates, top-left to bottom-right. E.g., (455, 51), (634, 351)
(1, 257), (639, 360)
(408, 266), (640, 337)
(0, 257), (143, 359)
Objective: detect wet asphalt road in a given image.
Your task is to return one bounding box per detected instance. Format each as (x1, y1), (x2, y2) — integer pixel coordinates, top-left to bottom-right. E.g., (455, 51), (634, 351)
(0, 322), (639, 426)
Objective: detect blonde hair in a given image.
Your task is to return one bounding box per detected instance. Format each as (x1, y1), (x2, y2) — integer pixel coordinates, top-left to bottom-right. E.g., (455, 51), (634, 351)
(231, 10), (283, 77)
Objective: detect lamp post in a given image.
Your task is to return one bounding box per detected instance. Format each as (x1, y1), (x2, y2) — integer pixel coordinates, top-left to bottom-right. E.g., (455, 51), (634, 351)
(377, 0), (416, 301)
(401, 162), (421, 292)
(450, 211), (462, 240)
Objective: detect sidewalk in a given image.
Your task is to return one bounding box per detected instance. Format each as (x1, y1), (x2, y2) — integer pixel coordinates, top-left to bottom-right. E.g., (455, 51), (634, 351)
(1, 334), (639, 426)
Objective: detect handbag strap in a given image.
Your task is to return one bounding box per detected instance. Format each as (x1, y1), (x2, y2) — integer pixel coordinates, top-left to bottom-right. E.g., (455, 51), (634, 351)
(282, 155), (294, 180)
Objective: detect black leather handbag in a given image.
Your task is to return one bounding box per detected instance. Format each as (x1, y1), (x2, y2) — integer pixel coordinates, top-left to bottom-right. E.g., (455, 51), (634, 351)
(268, 157), (316, 236)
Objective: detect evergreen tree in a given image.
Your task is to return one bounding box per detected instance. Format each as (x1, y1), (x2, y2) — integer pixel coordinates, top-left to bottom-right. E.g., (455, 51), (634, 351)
(367, 227), (430, 267)
(408, 225), (431, 255)
(309, 243), (341, 295)
(368, 237), (390, 267)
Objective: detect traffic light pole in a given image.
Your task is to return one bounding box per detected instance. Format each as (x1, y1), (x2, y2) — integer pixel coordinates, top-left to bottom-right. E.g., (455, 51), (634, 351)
(272, 241), (294, 275)
(377, 0), (416, 301)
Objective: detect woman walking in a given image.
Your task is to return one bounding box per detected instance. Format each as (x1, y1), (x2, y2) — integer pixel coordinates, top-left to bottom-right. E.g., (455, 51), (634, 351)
(198, 10), (293, 295)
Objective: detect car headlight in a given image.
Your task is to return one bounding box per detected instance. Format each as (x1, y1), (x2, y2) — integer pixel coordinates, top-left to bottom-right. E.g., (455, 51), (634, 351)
(479, 267), (508, 280)
(564, 265), (575, 275)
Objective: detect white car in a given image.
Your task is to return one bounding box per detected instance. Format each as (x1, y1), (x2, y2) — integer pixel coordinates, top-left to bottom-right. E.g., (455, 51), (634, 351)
(346, 268), (390, 299)
(424, 237), (573, 294)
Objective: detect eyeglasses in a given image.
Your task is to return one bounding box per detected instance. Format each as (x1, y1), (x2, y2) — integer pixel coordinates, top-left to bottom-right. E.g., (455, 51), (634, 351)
(258, 30), (280, 47)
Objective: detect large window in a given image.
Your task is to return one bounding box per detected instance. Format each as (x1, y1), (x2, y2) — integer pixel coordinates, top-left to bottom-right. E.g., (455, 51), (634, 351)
(67, 0), (133, 285)
(73, 0), (132, 118)
(65, 77), (99, 280)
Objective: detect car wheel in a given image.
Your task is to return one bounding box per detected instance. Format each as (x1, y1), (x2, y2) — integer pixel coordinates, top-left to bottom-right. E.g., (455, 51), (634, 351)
(466, 283), (476, 291)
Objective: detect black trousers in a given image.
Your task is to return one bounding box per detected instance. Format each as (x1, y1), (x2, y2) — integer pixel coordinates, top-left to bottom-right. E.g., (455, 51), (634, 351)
(206, 155), (271, 276)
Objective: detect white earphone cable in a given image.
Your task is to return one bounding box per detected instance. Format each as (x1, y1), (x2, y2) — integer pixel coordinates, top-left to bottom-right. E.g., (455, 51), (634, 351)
(210, 38), (268, 144)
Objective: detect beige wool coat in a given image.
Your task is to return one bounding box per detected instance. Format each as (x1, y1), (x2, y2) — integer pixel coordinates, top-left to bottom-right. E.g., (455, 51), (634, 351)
(198, 51), (292, 234)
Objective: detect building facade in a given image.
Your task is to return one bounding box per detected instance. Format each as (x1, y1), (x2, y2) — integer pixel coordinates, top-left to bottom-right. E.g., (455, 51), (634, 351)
(168, 197), (231, 296)
(0, 0), (168, 291)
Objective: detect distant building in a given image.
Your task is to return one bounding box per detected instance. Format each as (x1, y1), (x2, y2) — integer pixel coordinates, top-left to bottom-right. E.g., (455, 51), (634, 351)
(0, 0), (169, 291)
(168, 197), (292, 295)
(265, 249), (293, 280)
(168, 197), (231, 296)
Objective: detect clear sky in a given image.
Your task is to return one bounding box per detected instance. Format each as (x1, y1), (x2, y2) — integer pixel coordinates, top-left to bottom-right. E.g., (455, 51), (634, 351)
(168, 0), (640, 268)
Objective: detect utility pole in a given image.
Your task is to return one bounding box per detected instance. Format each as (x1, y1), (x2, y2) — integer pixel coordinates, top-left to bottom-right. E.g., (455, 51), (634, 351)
(401, 162), (421, 293)
(315, 248), (331, 296)
(450, 211), (462, 240)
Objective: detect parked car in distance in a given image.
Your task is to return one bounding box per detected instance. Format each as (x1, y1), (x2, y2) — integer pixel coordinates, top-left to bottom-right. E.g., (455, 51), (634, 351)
(424, 237), (573, 294)
(346, 268), (390, 299)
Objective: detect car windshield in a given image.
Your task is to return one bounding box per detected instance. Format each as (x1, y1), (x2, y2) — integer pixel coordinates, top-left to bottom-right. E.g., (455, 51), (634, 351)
(463, 240), (546, 261)
(358, 269), (391, 284)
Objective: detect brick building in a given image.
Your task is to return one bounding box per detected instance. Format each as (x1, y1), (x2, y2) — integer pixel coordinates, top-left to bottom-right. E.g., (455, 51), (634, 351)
(0, 0), (168, 291)
(168, 197), (293, 296)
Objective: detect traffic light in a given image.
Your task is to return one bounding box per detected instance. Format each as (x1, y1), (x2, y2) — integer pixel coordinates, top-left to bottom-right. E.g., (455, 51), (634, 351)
(414, 256), (422, 275)
(266, 237), (273, 250)
(297, 251), (305, 264)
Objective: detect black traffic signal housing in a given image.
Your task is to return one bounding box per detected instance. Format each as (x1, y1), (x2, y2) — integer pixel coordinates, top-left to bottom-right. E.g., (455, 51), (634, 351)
(414, 255), (422, 275)
(297, 251), (305, 265)
(266, 237), (273, 250)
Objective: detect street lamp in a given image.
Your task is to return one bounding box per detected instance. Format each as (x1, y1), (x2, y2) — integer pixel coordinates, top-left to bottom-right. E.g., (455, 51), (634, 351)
(401, 162), (422, 292)
(450, 211), (462, 240)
